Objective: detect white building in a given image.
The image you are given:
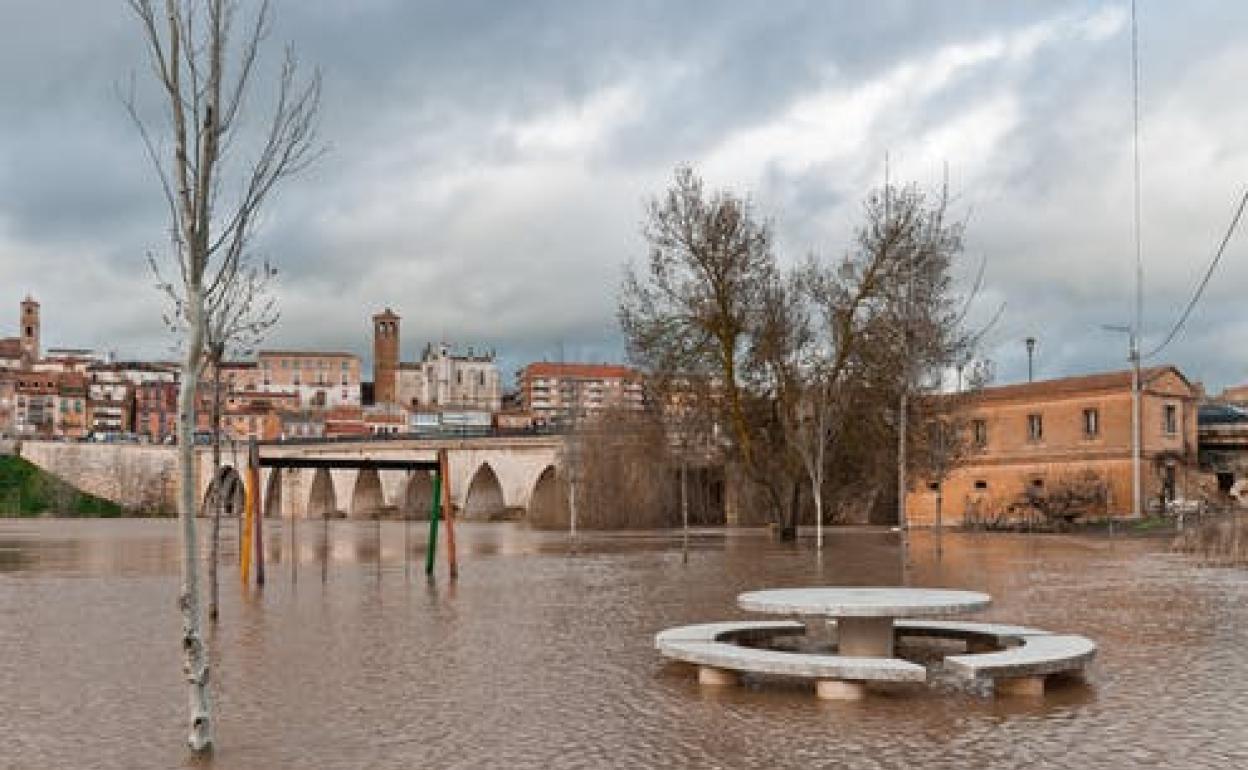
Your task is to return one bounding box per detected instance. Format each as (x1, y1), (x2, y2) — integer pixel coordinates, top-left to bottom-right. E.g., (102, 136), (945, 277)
(395, 343), (501, 412)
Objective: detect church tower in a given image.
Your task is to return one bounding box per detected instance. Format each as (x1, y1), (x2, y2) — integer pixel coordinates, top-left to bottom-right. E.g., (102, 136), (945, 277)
(373, 308), (400, 405)
(19, 295), (39, 363)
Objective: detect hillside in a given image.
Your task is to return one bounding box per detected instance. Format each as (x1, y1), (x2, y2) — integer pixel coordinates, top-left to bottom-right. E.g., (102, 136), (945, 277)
(0, 455), (125, 517)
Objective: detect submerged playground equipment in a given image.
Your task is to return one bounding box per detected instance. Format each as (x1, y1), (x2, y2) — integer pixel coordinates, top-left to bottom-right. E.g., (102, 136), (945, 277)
(237, 442), (460, 585)
(656, 587), (1096, 700)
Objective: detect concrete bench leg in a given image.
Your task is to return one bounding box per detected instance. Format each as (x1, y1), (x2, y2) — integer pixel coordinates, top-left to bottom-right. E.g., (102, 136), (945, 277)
(837, 617), (894, 657)
(816, 679), (868, 700)
(995, 675), (1046, 696)
(698, 666), (740, 687)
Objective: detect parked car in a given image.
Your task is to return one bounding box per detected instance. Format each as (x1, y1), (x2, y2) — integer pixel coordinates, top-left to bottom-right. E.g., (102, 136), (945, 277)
(1165, 498), (1207, 515)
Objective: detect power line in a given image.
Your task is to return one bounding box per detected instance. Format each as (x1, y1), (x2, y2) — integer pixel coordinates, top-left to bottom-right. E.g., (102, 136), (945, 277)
(1131, 0), (1143, 350)
(1144, 187), (1248, 360)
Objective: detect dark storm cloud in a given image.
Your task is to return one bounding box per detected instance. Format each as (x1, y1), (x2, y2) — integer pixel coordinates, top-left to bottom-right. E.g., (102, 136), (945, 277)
(0, 1), (1245, 390)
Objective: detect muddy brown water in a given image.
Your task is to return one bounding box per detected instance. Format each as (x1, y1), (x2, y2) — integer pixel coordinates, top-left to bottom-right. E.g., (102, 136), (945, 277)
(1, 519), (1246, 769)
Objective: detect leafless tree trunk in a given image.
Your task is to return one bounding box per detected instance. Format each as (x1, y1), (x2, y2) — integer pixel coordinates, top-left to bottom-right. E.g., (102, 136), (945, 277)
(124, 0), (320, 754)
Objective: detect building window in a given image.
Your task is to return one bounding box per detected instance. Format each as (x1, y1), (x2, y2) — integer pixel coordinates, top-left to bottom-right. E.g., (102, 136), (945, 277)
(1027, 413), (1043, 441)
(1031, 477), (1044, 489)
(1083, 408), (1099, 437)
(971, 419), (987, 447)
(1163, 404), (1178, 434)
(927, 481), (940, 491)
(974, 480), (988, 490)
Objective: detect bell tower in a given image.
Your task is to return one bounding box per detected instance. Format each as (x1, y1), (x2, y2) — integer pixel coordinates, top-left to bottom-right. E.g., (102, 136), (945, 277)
(19, 295), (39, 363)
(373, 308), (400, 405)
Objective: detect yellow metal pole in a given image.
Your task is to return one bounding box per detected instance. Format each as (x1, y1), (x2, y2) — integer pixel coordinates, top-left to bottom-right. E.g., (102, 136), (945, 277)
(251, 440), (264, 587)
(241, 468), (254, 586)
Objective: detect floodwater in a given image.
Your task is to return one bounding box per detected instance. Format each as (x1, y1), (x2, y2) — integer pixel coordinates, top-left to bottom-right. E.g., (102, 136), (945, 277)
(2, 519), (1247, 769)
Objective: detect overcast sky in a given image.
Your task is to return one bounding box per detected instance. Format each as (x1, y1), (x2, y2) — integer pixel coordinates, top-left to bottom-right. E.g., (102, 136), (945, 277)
(0, 1), (1245, 391)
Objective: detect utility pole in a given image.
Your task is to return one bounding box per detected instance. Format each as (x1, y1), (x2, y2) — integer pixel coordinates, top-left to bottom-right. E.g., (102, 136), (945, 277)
(1103, 324), (1143, 519)
(1130, 0), (1144, 521)
(1130, 334), (1142, 519)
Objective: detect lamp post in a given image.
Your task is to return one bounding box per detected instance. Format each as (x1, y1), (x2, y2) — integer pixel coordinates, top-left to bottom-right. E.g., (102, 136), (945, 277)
(1025, 337), (1036, 382)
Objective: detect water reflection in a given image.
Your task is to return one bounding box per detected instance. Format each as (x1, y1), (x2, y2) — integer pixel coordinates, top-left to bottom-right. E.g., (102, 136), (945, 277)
(1, 520), (1247, 768)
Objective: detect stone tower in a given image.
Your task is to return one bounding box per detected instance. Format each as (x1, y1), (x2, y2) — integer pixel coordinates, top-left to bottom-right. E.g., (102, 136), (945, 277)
(372, 308), (400, 405)
(19, 295), (39, 363)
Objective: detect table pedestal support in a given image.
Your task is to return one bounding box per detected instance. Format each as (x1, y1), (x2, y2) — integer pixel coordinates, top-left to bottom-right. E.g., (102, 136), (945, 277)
(816, 679), (867, 700)
(698, 666), (740, 687)
(996, 675), (1045, 696)
(836, 617), (895, 657)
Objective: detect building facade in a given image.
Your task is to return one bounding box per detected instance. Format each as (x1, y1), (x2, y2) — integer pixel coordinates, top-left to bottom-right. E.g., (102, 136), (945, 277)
(373, 308), (400, 406)
(905, 366), (1201, 526)
(393, 343), (501, 412)
(257, 351), (361, 409)
(517, 362), (645, 424)
(0, 296), (40, 370)
(136, 381), (180, 443)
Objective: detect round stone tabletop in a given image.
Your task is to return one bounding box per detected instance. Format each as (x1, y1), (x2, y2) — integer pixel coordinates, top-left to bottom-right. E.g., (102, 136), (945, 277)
(737, 587), (991, 618)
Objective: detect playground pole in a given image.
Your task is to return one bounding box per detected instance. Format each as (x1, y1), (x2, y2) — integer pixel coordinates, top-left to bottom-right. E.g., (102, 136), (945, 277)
(425, 473), (441, 577)
(440, 450), (458, 579)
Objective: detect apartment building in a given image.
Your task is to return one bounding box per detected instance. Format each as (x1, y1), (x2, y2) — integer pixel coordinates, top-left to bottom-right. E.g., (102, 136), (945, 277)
(517, 362), (645, 424)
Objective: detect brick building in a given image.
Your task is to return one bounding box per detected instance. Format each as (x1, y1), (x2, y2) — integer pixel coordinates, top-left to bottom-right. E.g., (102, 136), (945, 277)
(0, 296), (39, 370)
(372, 308), (400, 405)
(136, 381), (180, 443)
(906, 366), (1201, 526)
(8, 371), (87, 439)
(516, 362), (645, 424)
(257, 351), (361, 409)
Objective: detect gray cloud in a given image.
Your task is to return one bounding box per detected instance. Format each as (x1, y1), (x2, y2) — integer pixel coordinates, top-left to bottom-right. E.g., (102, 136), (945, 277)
(1, 1), (1245, 390)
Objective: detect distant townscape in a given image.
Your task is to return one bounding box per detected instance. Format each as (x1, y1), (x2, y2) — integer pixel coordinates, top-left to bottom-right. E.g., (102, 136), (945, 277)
(2, 293), (1247, 525)
(0, 298), (645, 444)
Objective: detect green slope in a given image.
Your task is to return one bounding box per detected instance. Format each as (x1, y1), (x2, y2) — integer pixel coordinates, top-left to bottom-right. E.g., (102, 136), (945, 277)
(0, 455), (125, 517)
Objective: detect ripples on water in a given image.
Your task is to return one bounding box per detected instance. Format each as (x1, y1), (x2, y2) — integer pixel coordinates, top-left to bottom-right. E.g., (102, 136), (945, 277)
(2, 519), (1247, 769)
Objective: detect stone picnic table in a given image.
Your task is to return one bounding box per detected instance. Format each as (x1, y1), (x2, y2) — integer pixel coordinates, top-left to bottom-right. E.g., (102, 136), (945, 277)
(657, 585), (1095, 699)
(736, 587), (992, 658)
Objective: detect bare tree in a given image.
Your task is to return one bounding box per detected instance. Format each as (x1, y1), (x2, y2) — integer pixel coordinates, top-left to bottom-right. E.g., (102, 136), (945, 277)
(622, 168), (983, 540)
(124, 0), (320, 753)
(205, 256), (279, 623)
(621, 165), (774, 476)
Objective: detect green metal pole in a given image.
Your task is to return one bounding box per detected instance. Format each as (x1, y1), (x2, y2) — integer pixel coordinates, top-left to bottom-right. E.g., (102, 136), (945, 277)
(425, 473), (442, 577)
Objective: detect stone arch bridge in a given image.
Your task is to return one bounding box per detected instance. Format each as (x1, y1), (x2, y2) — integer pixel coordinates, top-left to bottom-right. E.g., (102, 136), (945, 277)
(213, 436), (566, 520)
(19, 436), (567, 521)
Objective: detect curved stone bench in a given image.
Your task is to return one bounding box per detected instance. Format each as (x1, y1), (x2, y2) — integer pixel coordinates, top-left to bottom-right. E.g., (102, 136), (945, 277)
(895, 619), (1096, 695)
(655, 621), (927, 700)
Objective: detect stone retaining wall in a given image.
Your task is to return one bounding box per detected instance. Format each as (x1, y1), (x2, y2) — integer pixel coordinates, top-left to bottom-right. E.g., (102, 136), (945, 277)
(18, 441), (181, 513)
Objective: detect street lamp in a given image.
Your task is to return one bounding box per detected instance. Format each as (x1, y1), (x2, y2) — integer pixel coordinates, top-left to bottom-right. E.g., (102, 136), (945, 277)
(1102, 324), (1142, 519)
(1025, 337), (1036, 382)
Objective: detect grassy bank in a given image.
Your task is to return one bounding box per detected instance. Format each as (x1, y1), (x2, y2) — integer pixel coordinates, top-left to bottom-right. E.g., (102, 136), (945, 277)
(0, 455), (124, 517)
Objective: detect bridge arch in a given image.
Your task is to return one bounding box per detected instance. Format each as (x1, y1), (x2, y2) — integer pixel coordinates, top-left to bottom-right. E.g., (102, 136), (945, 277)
(350, 468), (386, 519)
(463, 462), (506, 520)
(526, 465), (568, 527)
(263, 468), (282, 518)
(402, 471), (436, 520)
(202, 465), (245, 518)
(308, 467), (338, 518)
